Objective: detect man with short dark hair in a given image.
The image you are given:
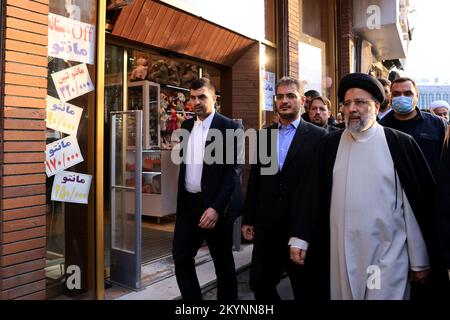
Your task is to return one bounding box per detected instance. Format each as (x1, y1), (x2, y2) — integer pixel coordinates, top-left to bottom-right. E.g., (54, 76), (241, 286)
(308, 96), (339, 132)
(377, 78), (392, 120)
(242, 76), (326, 300)
(172, 77), (241, 300)
(301, 89), (320, 122)
(380, 77), (447, 178)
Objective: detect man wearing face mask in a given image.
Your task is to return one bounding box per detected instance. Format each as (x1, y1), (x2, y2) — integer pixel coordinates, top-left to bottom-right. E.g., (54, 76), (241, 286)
(380, 77), (448, 178)
(289, 73), (448, 300)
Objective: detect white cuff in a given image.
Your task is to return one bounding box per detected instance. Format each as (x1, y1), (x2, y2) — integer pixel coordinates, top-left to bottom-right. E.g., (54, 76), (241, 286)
(410, 266), (430, 272)
(288, 237), (309, 251)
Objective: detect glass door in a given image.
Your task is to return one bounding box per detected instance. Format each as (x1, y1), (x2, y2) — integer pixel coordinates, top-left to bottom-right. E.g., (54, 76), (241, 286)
(110, 110), (142, 289)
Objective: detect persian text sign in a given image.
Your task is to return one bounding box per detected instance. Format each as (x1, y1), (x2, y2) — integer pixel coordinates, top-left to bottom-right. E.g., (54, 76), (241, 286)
(263, 71), (275, 111)
(51, 63), (94, 102)
(51, 171), (92, 204)
(46, 96), (83, 135)
(48, 13), (95, 64)
(46, 135), (84, 177)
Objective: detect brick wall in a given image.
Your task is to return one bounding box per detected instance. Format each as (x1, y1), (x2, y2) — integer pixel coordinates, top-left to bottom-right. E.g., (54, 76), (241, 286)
(339, 0), (355, 77)
(1, 0), (48, 300)
(0, 0), (4, 297)
(230, 43), (260, 191)
(287, 0), (300, 78)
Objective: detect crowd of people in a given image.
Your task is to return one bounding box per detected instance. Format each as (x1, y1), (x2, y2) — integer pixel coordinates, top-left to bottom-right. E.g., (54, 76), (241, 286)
(171, 74), (450, 301)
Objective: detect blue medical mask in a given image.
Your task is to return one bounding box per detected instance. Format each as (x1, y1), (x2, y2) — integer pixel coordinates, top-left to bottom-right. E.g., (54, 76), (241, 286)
(391, 96), (415, 114)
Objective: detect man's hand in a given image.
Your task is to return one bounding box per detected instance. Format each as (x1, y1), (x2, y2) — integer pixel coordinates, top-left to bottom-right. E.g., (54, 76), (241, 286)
(409, 269), (430, 284)
(198, 207), (219, 229)
(290, 246), (307, 265)
(241, 224), (255, 241)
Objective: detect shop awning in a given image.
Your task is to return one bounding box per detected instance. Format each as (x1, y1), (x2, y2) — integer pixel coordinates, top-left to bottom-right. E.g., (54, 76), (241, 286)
(110, 0), (256, 66)
(353, 0), (411, 61)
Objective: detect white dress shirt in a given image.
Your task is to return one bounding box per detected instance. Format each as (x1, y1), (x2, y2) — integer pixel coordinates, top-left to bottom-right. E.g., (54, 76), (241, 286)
(377, 107), (392, 120)
(184, 110), (215, 193)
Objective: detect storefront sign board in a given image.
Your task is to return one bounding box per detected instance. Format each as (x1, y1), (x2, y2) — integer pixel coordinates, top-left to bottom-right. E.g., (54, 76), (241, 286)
(46, 95), (83, 135)
(263, 71), (275, 111)
(51, 63), (94, 102)
(48, 13), (95, 64)
(45, 135), (84, 177)
(51, 171), (92, 204)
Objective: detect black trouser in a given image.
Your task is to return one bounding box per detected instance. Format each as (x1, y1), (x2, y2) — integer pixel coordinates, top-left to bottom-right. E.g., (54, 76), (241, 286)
(249, 230), (306, 301)
(172, 192), (238, 300)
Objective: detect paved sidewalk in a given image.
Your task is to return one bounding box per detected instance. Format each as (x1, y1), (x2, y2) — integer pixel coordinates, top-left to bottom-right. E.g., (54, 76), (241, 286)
(202, 268), (294, 300)
(115, 244), (253, 300)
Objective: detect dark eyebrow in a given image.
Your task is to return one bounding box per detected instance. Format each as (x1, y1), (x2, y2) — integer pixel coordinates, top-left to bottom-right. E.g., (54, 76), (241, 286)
(392, 90), (414, 94)
(190, 94), (207, 99)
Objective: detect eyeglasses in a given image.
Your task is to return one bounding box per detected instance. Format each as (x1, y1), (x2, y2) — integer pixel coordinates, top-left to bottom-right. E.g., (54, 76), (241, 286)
(274, 93), (298, 101)
(340, 99), (375, 108)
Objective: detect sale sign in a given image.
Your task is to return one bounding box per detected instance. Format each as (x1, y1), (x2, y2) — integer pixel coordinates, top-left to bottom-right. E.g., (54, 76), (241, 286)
(46, 95), (83, 135)
(51, 171), (92, 204)
(263, 71), (275, 111)
(51, 63), (94, 102)
(45, 135), (84, 177)
(48, 13), (95, 64)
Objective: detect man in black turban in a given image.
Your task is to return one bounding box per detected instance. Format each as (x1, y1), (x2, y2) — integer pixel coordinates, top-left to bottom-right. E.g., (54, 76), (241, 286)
(288, 72), (448, 300)
(337, 73), (385, 104)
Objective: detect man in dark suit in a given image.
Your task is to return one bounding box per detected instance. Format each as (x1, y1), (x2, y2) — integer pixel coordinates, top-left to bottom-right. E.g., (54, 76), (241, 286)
(308, 96), (340, 133)
(172, 77), (241, 300)
(301, 89), (320, 122)
(242, 76), (326, 300)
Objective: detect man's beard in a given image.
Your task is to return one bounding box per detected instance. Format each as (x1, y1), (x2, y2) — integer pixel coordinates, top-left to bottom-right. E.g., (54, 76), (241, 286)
(277, 103), (300, 121)
(311, 117), (326, 127)
(345, 112), (376, 133)
(279, 112), (297, 121)
(194, 103), (207, 118)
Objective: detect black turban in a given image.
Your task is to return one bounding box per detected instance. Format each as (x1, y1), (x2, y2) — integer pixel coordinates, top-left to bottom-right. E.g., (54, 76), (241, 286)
(338, 73), (385, 104)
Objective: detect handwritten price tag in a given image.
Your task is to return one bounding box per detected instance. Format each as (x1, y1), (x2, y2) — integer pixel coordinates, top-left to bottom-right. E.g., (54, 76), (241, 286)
(46, 95), (83, 135)
(51, 63), (94, 102)
(48, 13), (95, 64)
(51, 171), (92, 204)
(45, 135), (84, 177)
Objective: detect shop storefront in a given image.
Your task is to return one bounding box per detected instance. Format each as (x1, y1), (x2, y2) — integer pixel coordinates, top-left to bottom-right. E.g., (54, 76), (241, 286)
(0, 0), (103, 300)
(103, 42), (227, 290)
(1, 0), (355, 301)
(300, 0), (338, 110)
(102, 0), (274, 293)
(0, 0), (276, 299)
(45, 0), (100, 299)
